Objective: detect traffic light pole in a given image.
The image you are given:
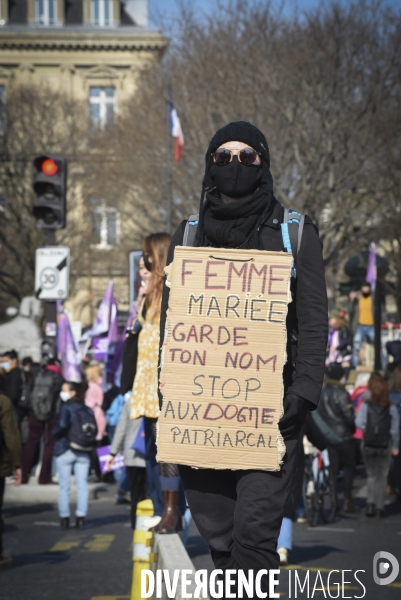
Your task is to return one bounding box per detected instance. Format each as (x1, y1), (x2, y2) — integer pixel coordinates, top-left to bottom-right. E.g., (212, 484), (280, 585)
(33, 154), (67, 360)
(43, 230), (57, 359)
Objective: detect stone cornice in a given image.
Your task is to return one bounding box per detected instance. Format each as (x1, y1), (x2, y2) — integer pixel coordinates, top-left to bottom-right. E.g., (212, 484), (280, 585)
(0, 27), (168, 52)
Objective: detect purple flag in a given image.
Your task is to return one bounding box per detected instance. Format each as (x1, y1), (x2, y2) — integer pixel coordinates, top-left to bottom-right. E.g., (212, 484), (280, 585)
(97, 445), (125, 474)
(59, 311), (82, 383)
(105, 299), (120, 385)
(366, 243), (377, 291)
(81, 280), (115, 340)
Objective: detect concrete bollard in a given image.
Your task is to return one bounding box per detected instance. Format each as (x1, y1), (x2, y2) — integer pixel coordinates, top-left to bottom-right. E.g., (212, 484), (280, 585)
(131, 499), (155, 600)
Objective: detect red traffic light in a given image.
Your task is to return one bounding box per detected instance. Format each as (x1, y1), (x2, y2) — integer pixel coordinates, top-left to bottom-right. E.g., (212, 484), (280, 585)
(41, 158), (59, 176)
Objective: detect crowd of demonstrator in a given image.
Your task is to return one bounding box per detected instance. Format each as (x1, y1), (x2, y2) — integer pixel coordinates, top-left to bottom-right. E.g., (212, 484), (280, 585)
(1, 272), (401, 569)
(0, 232), (186, 569)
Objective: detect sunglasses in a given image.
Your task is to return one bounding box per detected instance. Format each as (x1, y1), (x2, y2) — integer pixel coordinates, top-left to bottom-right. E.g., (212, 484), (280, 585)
(143, 253), (153, 272)
(211, 147), (261, 166)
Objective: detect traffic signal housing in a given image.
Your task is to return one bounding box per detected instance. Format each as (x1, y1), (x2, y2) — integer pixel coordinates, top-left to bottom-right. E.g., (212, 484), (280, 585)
(33, 155), (67, 229)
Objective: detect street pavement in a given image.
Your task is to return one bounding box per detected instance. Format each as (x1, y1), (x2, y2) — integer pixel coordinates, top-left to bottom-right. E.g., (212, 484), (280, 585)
(1, 483), (133, 600)
(187, 470), (401, 599)
(1, 470), (401, 599)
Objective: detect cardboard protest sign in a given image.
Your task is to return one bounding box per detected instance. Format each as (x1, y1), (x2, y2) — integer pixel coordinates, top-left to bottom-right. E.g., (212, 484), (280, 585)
(158, 246), (293, 471)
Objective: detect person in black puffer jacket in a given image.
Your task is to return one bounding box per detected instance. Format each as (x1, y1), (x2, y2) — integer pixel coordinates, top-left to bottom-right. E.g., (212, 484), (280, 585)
(318, 364), (358, 513)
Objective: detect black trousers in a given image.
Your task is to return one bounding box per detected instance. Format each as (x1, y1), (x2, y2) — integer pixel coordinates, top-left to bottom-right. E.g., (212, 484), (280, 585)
(126, 466), (147, 529)
(0, 477), (5, 557)
(328, 440), (356, 502)
(178, 431), (302, 599)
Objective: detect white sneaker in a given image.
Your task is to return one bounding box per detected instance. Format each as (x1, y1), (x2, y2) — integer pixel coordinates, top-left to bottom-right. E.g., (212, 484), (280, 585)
(278, 547), (288, 566)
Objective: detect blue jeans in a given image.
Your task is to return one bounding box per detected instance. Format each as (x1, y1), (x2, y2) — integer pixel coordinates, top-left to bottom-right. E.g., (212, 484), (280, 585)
(107, 425), (130, 496)
(277, 517), (293, 550)
(56, 449), (90, 518)
(352, 324), (374, 367)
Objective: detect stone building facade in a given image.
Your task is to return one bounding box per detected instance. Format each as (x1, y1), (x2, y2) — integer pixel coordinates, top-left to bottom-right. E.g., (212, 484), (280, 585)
(0, 0), (167, 328)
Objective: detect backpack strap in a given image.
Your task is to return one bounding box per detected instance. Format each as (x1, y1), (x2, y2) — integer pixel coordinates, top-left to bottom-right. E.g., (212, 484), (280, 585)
(281, 208), (305, 278)
(183, 214), (199, 247)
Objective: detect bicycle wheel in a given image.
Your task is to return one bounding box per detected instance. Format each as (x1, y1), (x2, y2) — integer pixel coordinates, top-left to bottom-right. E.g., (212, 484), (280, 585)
(317, 466), (336, 524)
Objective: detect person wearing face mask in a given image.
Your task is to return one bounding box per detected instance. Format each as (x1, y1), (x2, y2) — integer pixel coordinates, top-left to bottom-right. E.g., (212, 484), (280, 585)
(53, 380), (96, 530)
(1, 350), (24, 423)
(159, 121), (328, 596)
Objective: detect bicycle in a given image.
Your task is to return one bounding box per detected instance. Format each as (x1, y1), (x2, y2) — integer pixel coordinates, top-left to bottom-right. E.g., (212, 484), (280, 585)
(303, 446), (336, 527)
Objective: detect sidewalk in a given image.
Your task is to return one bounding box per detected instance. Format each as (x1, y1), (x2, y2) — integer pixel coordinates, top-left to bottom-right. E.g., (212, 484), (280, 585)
(4, 475), (106, 504)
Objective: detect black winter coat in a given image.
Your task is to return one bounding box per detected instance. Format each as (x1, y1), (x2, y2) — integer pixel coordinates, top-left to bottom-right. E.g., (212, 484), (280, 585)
(159, 197), (328, 407)
(318, 381), (356, 442)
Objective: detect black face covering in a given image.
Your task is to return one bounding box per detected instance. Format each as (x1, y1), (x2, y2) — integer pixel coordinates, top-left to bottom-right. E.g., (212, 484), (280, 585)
(362, 291), (371, 298)
(209, 156), (263, 198)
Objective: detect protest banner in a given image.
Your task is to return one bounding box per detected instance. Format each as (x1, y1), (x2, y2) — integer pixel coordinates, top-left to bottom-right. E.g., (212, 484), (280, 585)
(158, 246), (293, 471)
(97, 445), (124, 474)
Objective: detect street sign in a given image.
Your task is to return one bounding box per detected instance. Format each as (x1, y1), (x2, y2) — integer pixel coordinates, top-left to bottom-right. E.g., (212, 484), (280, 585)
(35, 246), (70, 300)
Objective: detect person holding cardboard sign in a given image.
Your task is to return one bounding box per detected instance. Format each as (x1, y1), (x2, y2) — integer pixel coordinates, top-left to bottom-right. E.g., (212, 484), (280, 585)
(158, 121), (328, 596)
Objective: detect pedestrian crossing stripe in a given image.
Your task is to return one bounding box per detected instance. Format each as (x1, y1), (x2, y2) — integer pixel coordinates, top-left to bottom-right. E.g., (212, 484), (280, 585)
(81, 535), (115, 553)
(49, 535), (85, 552)
(49, 534), (115, 553)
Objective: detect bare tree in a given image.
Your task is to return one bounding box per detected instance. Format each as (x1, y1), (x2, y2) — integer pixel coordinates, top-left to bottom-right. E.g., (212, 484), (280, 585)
(94, 0), (401, 308)
(2, 1), (400, 319)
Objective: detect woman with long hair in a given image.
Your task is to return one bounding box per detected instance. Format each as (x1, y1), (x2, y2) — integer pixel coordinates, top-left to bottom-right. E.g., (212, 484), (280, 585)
(109, 232), (181, 532)
(84, 363), (107, 481)
(356, 372), (399, 517)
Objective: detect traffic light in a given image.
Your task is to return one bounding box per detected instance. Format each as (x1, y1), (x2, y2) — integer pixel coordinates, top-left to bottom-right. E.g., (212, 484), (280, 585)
(32, 155), (67, 229)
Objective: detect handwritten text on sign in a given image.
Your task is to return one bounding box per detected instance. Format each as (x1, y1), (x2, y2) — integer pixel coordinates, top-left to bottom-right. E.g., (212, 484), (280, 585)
(158, 247), (293, 471)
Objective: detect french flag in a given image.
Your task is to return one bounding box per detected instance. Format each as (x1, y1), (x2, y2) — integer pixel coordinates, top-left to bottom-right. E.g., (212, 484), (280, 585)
(170, 104), (184, 161)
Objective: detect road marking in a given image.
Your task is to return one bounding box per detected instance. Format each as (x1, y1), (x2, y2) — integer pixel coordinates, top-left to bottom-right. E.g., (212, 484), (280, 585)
(81, 534), (115, 553)
(49, 535), (85, 552)
(307, 527), (355, 532)
(34, 521), (59, 527)
(91, 597), (130, 600)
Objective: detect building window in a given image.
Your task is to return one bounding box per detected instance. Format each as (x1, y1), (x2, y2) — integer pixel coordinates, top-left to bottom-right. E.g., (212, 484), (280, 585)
(89, 86), (116, 129)
(0, 86), (5, 135)
(91, 200), (120, 249)
(36, 0), (58, 25)
(91, 0), (113, 26)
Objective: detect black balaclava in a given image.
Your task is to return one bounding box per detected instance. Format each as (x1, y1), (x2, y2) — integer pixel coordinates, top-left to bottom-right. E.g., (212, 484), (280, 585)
(195, 121), (275, 249)
(209, 155), (263, 198)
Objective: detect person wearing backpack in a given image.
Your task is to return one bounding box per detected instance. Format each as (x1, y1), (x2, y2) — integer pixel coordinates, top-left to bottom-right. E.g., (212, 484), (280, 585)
(159, 122), (328, 594)
(356, 372), (399, 518)
(53, 379), (97, 529)
(21, 360), (63, 484)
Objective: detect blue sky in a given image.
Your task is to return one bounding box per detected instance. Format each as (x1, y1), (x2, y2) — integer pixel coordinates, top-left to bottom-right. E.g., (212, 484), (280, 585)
(149, 0), (401, 27)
